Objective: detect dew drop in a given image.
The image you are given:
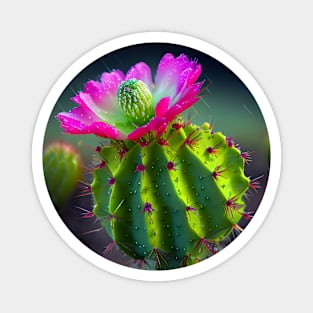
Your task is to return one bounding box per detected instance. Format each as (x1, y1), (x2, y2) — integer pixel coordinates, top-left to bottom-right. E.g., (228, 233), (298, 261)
(201, 186), (205, 190)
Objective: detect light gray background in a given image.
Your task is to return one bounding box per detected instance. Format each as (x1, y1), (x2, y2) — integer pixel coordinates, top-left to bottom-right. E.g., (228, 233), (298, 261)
(1, 1), (311, 312)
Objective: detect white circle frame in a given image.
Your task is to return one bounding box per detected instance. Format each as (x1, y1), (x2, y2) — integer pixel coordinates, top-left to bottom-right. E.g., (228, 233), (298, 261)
(32, 32), (281, 281)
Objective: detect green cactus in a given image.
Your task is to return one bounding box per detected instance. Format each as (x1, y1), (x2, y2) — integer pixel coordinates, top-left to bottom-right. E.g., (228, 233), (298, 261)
(91, 117), (251, 269)
(43, 142), (83, 208)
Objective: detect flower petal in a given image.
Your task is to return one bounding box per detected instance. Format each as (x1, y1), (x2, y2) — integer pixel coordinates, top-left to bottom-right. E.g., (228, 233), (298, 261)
(88, 122), (127, 139)
(155, 97), (170, 117)
(100, 69), (124, 89)
(153, 53), (202, 107)
(127, 117), (168, 140)
(176, 63), (202, 95)
(56, 105), (127, 139)
(163, 81), (203, 121)
(148, 117), (169, 136)
(56, 107), (99, 134)
(127, 124), (150, 140)
(125, 62), (153, 89)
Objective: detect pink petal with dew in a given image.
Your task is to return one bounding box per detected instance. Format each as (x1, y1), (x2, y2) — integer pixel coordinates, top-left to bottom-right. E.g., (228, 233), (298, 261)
(155, 53), (190, 88)
(176, 63), (202, 95)
(57, 106), (99, 127)
(57, 113), (126, 140)
(71, 91), (110, 115)
(84, 80), (105, 104)
(88, 122), (127, 140)
(127, 117), (168, 140)
(127, 124), (149, 140)
(100, 69), (124, 90)
(71, 71), (124, 116)
(155, 97), (170, 117)
(56, 111), (98, 134)
(176, 81), (204, 104)
(149, 117), (169, 136)
(163, 81), (204, 121)
(125, 62), (153, 89)
(164, 98), (199, 122)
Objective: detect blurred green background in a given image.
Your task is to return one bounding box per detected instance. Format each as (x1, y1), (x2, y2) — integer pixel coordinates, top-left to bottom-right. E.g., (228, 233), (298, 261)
(44, 43), (270, 267)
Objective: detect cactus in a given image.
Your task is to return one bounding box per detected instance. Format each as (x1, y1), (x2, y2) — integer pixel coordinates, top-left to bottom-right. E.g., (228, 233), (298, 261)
(43, 142), (82, 207)
(91, 118), (250, 269)
(56, 52), (255, 270)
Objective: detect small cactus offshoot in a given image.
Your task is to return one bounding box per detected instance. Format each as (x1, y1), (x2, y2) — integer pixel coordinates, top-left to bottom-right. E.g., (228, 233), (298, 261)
(43, 142), (82, 207)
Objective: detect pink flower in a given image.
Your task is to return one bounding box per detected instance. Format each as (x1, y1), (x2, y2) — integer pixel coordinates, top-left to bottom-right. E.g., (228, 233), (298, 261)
(57, 53), (203, 141)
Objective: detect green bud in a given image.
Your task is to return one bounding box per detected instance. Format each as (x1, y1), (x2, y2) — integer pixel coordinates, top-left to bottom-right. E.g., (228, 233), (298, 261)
(117, 79), (154, 125)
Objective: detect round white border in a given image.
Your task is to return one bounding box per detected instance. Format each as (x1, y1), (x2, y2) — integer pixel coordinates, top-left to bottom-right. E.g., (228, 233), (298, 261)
(32, 32), (281, 282)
